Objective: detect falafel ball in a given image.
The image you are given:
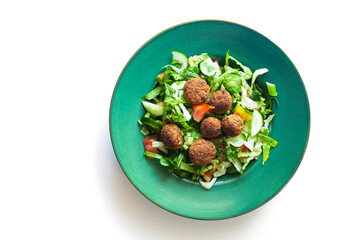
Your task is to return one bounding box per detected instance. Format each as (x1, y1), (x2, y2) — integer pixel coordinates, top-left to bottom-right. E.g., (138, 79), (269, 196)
(200, 117), (221, 139)
(221, 114), (244, 137)
(189, 139), (216, 165)
(183, 78), (210, 104)
(209, 90), (232, 115)
(161, 124), (183, 150)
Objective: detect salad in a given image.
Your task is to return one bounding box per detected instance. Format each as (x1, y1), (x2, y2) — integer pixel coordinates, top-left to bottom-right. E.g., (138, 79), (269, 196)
(138, 51), (278, 190)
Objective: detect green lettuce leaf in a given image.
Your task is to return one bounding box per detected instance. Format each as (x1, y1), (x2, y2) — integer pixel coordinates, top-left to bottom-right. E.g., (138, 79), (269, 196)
(262, 144), (270, 164)
(258, 133), (278, 147)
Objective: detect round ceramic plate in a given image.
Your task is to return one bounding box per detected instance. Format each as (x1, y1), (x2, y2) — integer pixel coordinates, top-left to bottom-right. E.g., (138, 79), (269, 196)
(109, 20), (310, 220)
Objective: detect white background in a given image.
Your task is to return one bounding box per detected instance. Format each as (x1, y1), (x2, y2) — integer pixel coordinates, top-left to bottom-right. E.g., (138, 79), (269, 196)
(1, 0), (359, 239)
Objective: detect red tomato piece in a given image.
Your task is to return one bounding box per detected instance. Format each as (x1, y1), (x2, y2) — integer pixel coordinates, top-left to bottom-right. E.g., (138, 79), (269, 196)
(192, 103), (214, 122)
(143, 135), (158, 158)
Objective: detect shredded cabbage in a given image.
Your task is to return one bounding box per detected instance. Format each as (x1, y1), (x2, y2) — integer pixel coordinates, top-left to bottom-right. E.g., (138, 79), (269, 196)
(240, 87), (259, 109)
(199, 177), (217, 190)
(213, 161), (232, 177)
(140, 51), (279, 190)
(251, 68), (268, 87)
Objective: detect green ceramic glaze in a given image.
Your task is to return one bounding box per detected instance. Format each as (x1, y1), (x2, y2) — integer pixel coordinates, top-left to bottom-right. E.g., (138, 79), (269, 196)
(109, 20), (310, 220)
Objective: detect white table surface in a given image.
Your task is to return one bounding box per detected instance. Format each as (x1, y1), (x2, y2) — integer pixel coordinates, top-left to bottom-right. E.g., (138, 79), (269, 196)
(1, 1), (359, 239)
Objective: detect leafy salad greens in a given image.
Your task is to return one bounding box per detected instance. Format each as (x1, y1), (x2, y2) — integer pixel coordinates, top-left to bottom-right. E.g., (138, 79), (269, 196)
(138, 51), (278, 190)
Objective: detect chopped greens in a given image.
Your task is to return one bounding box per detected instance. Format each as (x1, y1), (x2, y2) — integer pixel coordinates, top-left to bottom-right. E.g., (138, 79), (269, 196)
(140, 51), (279, 190)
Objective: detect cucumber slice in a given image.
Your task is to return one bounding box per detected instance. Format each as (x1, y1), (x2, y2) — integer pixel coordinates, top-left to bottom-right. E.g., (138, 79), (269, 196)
(199, 57), (218, 76)
(172, 51), (188, 72)
(142, 101), (163, 116)
(250, 109), (263, 136)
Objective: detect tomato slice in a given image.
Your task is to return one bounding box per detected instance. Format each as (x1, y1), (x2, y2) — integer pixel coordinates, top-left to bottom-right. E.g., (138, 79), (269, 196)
(143, 135), (158, 158)
(192, 103), (214, 122)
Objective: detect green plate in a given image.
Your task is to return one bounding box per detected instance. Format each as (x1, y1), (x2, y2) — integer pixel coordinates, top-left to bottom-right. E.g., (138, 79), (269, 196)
(109, 20), (310, 220)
